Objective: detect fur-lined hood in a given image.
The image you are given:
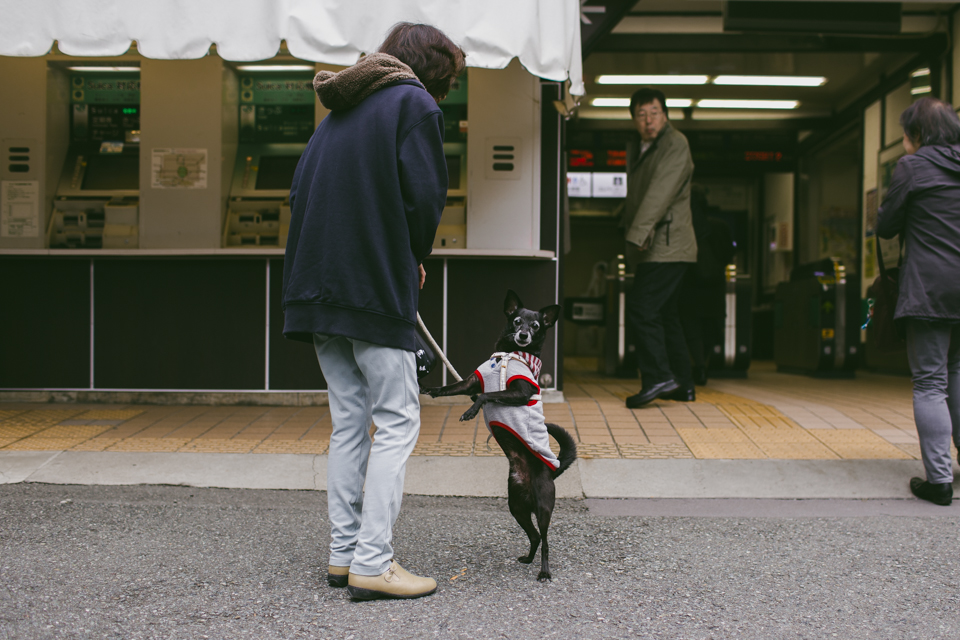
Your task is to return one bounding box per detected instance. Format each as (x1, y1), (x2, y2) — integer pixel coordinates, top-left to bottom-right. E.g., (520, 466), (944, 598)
(313, 53), (424, 111)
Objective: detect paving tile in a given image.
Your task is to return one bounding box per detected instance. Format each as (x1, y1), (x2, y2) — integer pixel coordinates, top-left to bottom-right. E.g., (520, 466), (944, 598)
(40, 425), (117, 439)
(253, 441), (328, 454)
(618, 443), (693, 459)
(71, 438), (124, 452)
(811, 430), (913, 459)
(106, 438), (192, 452)
(180, 439), (258, 453)
(686, 442), (766, 459)
(74, 409), (144, 421)
(755, 442), (838, 459)
(676, 428), (750, 444)
(4, 437), (86, 451)
(577, 443), (620, 459)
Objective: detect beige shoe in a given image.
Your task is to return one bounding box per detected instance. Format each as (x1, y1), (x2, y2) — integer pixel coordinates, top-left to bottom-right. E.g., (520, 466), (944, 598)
(346, 560), (437, 600)
(327, 565), (349, 588)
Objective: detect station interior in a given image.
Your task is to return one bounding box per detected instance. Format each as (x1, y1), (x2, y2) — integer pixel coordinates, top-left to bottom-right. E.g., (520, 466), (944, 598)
(564, 0), (958, 382)
(1, 0), (958, 396)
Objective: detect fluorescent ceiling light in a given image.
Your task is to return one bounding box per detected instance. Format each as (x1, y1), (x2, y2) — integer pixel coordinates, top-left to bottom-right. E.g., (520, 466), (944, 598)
(236, 64), (315, 72)
(911, 86), (932, 95)
(697, 99), (799, 109)
(692, 110), (818, 121)
(67, 66), (140, 72)
(596, 75), (709, 85)
(911, 68), (931, 77)
(713, 75), (826, 87)
(591, 97), (630, 107)
(591, 97), (693, 108)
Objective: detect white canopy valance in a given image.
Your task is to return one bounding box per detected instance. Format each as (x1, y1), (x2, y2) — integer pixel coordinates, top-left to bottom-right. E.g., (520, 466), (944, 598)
(0, 0), (584, 94)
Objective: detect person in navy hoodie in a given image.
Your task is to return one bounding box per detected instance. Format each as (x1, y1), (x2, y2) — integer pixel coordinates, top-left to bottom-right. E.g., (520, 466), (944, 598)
(282, 23), (464, 600)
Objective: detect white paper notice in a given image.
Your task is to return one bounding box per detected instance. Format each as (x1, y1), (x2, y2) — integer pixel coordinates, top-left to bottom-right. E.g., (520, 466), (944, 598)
(592, 173), (627, 198)
(1, 180), (40, 237)
(566, 172), (592, 198)
(151, 148), (208, 189)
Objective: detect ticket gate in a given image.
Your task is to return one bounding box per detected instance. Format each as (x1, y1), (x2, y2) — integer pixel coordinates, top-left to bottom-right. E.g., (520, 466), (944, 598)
(708, 265), (752, 377)
(601, 256), (637, 377)
(774, 258), (860, 377)
(598, 258), (750, 378)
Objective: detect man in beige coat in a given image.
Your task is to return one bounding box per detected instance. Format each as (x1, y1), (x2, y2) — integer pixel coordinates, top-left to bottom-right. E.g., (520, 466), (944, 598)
(621, 88), (698, 408)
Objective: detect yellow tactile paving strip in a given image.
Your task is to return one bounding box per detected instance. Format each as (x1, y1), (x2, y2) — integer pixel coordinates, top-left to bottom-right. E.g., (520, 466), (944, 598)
(0, 360), (943, 460)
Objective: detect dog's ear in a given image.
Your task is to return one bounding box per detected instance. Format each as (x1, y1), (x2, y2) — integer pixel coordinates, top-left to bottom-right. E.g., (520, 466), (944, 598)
(539, 304), (562, 328)
(503, 289), (523, 316)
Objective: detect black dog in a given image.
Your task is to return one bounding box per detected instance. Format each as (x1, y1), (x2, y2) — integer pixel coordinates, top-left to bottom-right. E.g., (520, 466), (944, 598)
(422, 290), (577, 581)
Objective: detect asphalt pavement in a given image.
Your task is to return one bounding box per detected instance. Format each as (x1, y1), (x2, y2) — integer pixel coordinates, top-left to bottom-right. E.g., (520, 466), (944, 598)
(2, 483), (960, 640)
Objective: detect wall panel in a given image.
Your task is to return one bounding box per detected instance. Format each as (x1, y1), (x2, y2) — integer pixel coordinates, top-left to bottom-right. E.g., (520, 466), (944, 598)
(93, 258), (265, 389)
(0, 258), (90, 388)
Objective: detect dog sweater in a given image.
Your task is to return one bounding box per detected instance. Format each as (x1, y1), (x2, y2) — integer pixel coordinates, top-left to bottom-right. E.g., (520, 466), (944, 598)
(475, 352), (560, 471)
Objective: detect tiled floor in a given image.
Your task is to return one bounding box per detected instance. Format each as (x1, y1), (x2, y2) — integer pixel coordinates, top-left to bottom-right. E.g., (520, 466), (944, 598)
(0, 360), (948, 461)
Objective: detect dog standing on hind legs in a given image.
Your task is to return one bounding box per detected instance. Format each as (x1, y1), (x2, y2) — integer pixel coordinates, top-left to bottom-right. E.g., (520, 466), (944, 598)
(421, 290), (577, 581)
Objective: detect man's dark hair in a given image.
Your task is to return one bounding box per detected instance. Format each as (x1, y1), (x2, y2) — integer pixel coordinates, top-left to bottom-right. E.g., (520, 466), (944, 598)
(379, 23), (466, 101)
(900, 96), (960, 146)
(630, 88), (667, 118)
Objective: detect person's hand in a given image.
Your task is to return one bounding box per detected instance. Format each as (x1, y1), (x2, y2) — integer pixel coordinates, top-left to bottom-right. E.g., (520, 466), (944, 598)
(419, 264), (426, 289)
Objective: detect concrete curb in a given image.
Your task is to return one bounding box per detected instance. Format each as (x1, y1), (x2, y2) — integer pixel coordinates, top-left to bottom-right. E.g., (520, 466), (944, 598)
(0, 451), (941, 500)
(0, 390), (564, 406)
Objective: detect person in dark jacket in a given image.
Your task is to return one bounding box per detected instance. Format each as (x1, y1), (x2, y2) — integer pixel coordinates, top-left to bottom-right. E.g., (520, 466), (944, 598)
(282, 23), (465, 598)
(877, 96), (960, 506)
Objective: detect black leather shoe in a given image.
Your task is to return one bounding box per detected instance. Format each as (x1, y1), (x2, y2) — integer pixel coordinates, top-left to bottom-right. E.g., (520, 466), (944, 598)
(693, 367), (708, 386)
(626, 380), (679, 409)
(909, 477), (953, 506)
(660, 387), (696, 402)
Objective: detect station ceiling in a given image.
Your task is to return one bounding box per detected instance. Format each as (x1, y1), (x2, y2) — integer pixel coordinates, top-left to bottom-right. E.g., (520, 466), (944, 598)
(579, 1), (959, 127)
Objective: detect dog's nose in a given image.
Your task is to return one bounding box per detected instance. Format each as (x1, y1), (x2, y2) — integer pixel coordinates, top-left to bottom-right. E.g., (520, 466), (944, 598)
(519, 333), (529, 341)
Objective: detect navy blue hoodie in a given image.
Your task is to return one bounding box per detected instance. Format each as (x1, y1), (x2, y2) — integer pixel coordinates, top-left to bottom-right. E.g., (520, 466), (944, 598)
(282, 54), (446, 350)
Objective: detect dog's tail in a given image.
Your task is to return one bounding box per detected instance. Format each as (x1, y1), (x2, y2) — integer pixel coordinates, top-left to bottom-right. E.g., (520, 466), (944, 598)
(547, 423), (577, 479)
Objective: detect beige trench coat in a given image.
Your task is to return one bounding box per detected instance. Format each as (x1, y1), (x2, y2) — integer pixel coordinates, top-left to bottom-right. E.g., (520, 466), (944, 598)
(621, 122), (697, 266)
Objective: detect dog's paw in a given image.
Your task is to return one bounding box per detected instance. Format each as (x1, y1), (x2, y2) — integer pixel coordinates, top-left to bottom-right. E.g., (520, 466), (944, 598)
(517, 555), (534, 564)
(459, 407), (479, 421)
(537, 571), (552, 582)
(420, 386), (441, 398)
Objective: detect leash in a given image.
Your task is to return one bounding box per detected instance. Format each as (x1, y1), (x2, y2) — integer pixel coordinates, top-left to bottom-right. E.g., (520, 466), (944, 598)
(416, 313), (462, 382)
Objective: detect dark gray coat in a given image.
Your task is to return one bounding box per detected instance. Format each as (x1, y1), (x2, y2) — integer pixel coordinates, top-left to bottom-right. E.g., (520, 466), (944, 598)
(877, 144), (960, 321)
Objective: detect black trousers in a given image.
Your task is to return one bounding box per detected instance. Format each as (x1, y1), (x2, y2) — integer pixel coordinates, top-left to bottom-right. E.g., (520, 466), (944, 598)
(626, 262), (693, 389)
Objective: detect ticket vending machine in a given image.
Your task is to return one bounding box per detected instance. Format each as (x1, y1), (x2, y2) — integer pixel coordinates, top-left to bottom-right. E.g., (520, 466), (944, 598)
(435, 75), (468, 249)
(49, 70), (140, 248)
(224, 70), (315, 248)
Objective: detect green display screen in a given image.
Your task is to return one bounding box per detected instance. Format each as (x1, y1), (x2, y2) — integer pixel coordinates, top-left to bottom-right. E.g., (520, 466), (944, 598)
(71, 73), (140, 104)
(239, 75), (315, 105)
(239, 74), (316, 143)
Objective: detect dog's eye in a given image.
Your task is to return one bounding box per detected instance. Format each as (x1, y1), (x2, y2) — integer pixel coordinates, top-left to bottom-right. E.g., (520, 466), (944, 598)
(533, 322), (540, 331)
(514, 317), (522, 326)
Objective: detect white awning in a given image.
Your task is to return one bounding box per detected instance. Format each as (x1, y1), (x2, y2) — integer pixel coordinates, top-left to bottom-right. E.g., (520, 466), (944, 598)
(0, 0), (584, 94)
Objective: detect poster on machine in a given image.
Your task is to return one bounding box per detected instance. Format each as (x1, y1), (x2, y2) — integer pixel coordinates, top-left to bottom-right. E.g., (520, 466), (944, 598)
(151, 148), (207, 189)
(0, 180), (40, 237)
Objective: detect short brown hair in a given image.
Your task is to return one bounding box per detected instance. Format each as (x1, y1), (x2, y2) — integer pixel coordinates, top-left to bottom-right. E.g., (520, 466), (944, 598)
(379, 23), (466, 101)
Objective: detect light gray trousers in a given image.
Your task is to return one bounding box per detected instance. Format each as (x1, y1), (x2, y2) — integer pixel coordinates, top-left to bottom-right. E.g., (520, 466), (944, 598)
(905, 319), (960, 485)
(313, 334), (420, 576)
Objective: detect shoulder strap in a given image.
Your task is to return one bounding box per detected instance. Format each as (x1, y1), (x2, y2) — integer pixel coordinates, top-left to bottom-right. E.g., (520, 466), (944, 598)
(875, 234), (904, 279)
